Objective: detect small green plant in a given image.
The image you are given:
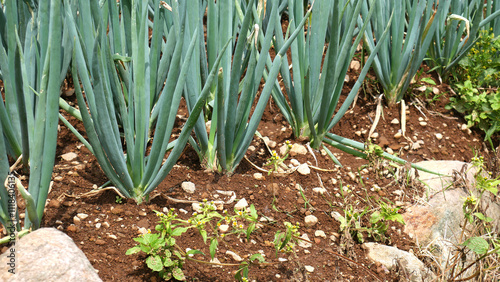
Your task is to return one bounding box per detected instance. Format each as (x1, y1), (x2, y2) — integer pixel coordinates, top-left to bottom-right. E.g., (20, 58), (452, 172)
(338, 200), (404, 243)
(447, 80), (500, 146)
(127, 201), (272, 281)
(264, 140), (292, 175)
(115, 196), (123, 204)
(457, 29), (500, 87)
(273, 222), (301, 254)
(369, 200), (405, 242)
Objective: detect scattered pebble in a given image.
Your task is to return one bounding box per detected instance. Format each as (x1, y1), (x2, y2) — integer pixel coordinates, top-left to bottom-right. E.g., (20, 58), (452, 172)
(61, 152), (78, 161)
(77, 213), (89, 220)
(253, 173), (264, 180)
(370, 132), (379, 139)
(226, 250), (243, 262)
(435, 133), (443, 140)
(297, 163), (310, 175)
(210, 258), (222, 268)
(278, 258), (288, 262)
(290, 159), (300, 167)
(312, 187), (327, 195)
(95, 239), (106, 245)
(331, 211), (342, 223)
(298, 234), (313, 248)
(304, 265), (315, 272)
(419, 121), (427, 127)
(108, 234), (117, 240)
(67, 225), (77, 232)
(219, 224), (229, 232)
(95, 223), (102, 229)
(348, 171), (356, 181)
(181, 181), (196, 194)
(304, 215), (318, 227)
(234, 198), (248, 210)
(192, 203), (202, 213)
(394, 131), (402, 139)
(350, 60), (361, 71)
(289, 144), (307, 156)
(262, 137), (277, 148)
(391, 118), (399, 124)
(315, 230), (327, 238)
(138, 211), (147, 217)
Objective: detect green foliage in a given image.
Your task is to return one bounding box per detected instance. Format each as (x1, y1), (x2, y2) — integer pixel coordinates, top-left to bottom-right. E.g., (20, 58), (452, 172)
(338, 200), (404, 243)
(457, 30), (500, 87)
(447, 80), (500, 144)
(264, 140), (291, 175)
(273, 222), (301, 255)
(128, 202), (267, 281)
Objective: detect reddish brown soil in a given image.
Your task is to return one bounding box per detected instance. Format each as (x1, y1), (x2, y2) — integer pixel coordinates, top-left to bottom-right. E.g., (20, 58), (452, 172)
(2, 73), (492, 281)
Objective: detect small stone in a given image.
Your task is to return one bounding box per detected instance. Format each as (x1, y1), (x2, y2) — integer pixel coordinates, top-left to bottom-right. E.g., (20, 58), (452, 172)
(248, 145), (256, 152)
(234, 198), (248, 210)
(77, 213), (89, 220)
(108, 234), (117, 240)
(290, 159), (300, 167)
(435, 133), (443, 140)
(95, 239), (106, 245)
(304, 265), (315, 272)
(226, 250), (243, 262)
(461, 124), (468, 131)
(219, 224), (229, 232)
(386, 147), (394, 154)
(111, 207), (124, 215)
(432, 87), (439, 95)
(95, 223), (102, 229)
(350, 60), (361, 71)
(278, 258), (288, 262)
(298, 234), (313, 248)
(370, 132), (379, 139)
(391, 118), (399, 124)
(355, 131), (362, 137)
(179, 208), (188, 214)
(304, 215), (318, 227)
(210, 258), (222, 268)
(192, 203), (202, 213)
(262, 137), (277, 148)
(48, 200), (60, 208)
(181, 181), (196, 194)
(73, 216), (81, 225)
(312, 187), (327, 195)
(411, 142), (421, 150)
(344, 75), (350, 83)
(315, 230), (327, 238)
(103, 222), (110, 228)
(394, 131), (402, 139)
(416, 86), (427, 92)
(290, 144), (307, 156)
(67, 225), (77, 232)
(419, 121), (427, 127)
(331, 211), (342, 222)
(297, 163), (310, 175)
(139, 211), (147, 216)
(61, 152), (78, 161)
(348, 171), (356, 181)
(253, 173), (264, 180)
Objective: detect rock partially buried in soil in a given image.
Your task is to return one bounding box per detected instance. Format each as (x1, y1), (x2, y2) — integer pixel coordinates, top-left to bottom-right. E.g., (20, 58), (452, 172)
(298, 234), (312, 248)
(0, 228), (101, 281)
(405, 160), (500, 276)
(61, 152), (78, 161)
(363, 242), (435, 282)
(234, 198), (248, 210)
(304, 215), (318, 227)
(181, 181), (196, 194)
(297, 163), (310, 175)
(289, 143), (307, 156)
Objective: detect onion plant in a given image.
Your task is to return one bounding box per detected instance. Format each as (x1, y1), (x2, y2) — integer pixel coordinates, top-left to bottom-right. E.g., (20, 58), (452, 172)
(0, 0), (72, 231)
(66, 0), (229, 203)
(270, 0), (385, 151)
(183, 0), (310, 174)
(358, 0), (445, 106)
(427, 0), (500, 80)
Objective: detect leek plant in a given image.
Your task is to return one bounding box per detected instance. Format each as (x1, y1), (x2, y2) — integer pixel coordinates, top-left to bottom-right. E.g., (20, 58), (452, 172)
(271, 0), (385, 151)
(0, 0), (72, 231)
(427, 0), (500, 80)
(183, 0), (310, 174)
(66, 0), (228, 203)
(358, 0), (445, 106)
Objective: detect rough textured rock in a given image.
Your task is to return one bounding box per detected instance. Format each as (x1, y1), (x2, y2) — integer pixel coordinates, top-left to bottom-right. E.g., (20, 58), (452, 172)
(181, 181), (196, 194)
(0, 228), (101, 281)
(304, 215), (318, 227)
(404, 160), (500, 275)
(363, 243), (435, 282)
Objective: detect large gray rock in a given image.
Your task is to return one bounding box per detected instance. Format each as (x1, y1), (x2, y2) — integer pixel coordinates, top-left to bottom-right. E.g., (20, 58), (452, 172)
(404, 160), (500, 278)
(363, 243), (435, 282)
(0, 228), (101, 281)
